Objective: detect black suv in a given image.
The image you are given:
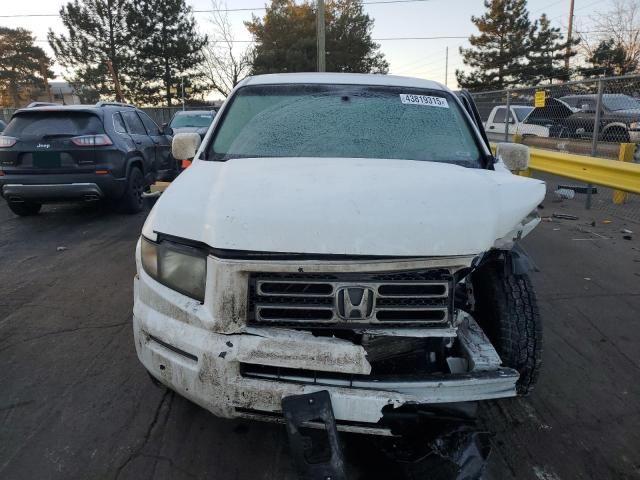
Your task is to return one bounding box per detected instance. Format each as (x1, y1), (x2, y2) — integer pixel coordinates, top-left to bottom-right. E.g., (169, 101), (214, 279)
(0, 102), (175, 216)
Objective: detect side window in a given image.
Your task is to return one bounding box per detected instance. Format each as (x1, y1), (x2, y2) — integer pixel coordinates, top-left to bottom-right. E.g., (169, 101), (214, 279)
(138, 111), (161, 136)
(113, 113), (127, 134)
(122, 111), (147, 135)
(493, 107), (506, 123)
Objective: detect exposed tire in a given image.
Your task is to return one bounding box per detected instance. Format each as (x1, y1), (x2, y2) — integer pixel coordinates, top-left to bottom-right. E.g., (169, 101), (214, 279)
(121, 166), (144, 214)
(8, 201), (42, 216)
(471, 261), (542, 395)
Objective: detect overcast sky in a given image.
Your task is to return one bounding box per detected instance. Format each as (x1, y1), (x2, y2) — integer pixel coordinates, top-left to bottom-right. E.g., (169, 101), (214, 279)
(1, 0), (612, 88)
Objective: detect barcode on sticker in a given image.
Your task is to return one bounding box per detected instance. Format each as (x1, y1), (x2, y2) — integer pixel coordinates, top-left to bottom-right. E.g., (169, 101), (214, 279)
(400, 94), (449, 108)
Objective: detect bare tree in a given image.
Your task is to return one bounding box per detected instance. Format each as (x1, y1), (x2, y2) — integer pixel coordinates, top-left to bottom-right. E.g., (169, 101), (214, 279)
(577, 0), (640, 70)
(200, 0), (252, 97)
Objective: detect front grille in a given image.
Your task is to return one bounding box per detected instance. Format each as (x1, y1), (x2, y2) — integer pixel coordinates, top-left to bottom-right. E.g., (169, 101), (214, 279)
(247, 269), (453, 327)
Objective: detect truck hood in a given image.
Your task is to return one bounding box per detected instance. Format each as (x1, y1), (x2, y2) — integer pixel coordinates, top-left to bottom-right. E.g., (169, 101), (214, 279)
(144, 157), (546, 257)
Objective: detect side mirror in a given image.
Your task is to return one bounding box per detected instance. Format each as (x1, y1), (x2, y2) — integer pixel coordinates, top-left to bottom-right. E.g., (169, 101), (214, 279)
(161, 124), (173, 136)
(580, 104), (594, 113)
(496, 142), (529, 171)
(172, 132), (201, 160)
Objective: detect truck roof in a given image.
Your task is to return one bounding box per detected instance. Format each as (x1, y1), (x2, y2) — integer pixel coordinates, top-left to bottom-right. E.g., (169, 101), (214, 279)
(241, 72), (446, 91)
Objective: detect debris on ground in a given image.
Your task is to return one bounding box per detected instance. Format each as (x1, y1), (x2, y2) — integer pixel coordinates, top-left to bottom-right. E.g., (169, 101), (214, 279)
(603, 220), (612, 224)
(344, 403), (491, 480)
(621, 229), (633, 234)
(577, 228), (608, 239)
(365, 425), (492, 480)
(623, 235), (633, 241)
(557, 184), (598, 195)
(552, 213), (579, 220)
(56, 246), (68, 252)
(554, 189), (575, 200)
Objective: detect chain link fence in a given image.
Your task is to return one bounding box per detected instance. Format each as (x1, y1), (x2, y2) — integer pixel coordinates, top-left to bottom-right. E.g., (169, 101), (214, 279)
(472, 74), (640, 225)
(472, 74), (640, 152)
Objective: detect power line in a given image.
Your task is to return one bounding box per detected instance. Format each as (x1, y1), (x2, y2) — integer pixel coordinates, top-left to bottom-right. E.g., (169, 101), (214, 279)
(0, 0), (433, 18)
(34, 35), (469, 44)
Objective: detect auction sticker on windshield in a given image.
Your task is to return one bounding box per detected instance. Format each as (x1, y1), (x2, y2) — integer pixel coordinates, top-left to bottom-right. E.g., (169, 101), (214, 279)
(400, 94), (449, 108)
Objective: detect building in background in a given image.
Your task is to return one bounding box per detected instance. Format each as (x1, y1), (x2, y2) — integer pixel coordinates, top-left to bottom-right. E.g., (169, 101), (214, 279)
(37, 81), (81, 105)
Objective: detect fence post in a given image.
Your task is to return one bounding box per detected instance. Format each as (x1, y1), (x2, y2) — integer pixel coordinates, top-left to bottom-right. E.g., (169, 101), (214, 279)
(504, 89), (510, 143)
(587, 78), (604, 209)
(613, 143), (635, 204)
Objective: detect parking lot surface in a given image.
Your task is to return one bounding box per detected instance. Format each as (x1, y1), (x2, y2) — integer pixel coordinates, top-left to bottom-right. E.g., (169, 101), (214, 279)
(1, 196), (639, 480)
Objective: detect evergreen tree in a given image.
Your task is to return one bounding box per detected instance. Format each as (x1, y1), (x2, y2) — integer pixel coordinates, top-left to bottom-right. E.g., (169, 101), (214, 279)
(326, 0), (388, 73)
(524, 14), (578, 85)
(580, 39), (638, 77)
(456, 0), (532, 91)
(48, 0), (133, 102)
(0, 27), (54, 108)
(127, 0), (207, 106)
(246, 0), (388, 75)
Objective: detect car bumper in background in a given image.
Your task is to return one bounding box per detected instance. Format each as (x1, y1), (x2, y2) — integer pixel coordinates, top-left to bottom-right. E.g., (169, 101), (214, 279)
(0, 173), (126, 202)
(628, 129), (640, 143)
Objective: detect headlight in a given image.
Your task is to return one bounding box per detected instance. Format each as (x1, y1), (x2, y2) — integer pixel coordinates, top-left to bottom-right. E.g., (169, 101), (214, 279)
(630, 122), (639, 129)
(141, 236), (207, 302)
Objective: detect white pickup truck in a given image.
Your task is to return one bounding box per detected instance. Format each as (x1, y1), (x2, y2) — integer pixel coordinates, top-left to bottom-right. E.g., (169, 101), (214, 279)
(484, 105), (534, 138)
(133, 73), (545, 439)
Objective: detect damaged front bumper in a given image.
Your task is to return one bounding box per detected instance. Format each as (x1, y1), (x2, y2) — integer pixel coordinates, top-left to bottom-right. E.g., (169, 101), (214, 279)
(133, 251), (518, 434)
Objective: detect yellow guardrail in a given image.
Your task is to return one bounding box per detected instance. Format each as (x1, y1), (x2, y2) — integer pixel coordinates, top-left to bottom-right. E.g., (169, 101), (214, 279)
(492, 142), (640, 203)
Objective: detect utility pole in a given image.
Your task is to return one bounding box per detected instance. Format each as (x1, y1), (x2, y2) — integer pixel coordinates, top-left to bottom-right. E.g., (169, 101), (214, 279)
(317, 0), (326, 72)
(445, 46), (449, 87)
(181, 76), (185, 111)
(565, 0), (575, 72)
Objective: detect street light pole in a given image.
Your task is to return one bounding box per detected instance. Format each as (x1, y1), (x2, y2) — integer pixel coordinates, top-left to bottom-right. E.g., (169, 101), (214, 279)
(317, 0), (326, 72)
(445, 46), (449, 87)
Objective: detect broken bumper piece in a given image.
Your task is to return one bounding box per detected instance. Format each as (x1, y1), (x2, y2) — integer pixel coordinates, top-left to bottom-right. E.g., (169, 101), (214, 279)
(133, 270), (518, 435)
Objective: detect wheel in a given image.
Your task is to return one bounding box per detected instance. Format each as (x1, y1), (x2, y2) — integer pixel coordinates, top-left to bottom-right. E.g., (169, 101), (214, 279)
(471, 261), (542, 395)
(603, 128), (629, 143)
(8, 201), (42, 216)
(121, 166), (145, 214)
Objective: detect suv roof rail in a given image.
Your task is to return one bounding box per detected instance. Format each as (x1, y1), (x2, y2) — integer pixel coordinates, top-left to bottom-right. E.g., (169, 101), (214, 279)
(95, 101), (136, 108)
(26, 102), (60, 108)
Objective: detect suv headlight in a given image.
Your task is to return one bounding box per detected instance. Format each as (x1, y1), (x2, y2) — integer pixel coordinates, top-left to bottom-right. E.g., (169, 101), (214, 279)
(140, 236), (207, 302)
(630, 122), (639, 129)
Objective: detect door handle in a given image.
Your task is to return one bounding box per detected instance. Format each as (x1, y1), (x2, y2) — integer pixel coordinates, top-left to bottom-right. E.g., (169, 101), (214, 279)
(134, 140), (142, 145)
(489, 126), (495, 129)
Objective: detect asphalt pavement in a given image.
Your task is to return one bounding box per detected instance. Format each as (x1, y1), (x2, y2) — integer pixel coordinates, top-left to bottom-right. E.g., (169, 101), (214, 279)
(1, 194), (639, 480)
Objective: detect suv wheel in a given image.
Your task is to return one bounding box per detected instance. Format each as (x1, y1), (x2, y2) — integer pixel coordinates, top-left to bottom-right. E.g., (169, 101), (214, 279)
(8, 201), (42, 217)
(122, 166), (145, 214)
(604, 127), (630, 143)
(471, 261), (542, 395)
